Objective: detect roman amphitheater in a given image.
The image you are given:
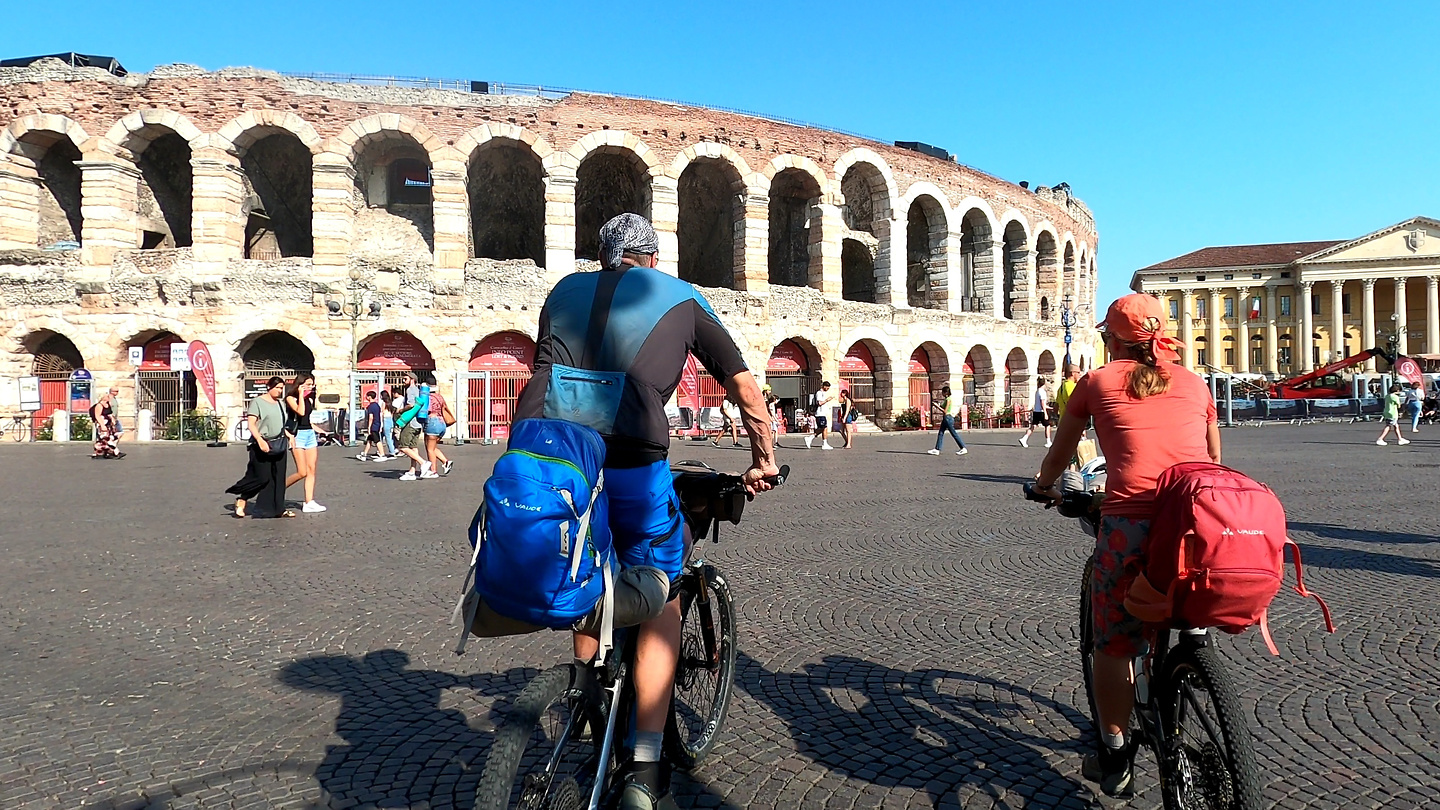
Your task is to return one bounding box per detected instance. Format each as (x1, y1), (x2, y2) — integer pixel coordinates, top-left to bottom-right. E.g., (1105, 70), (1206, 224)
(0, 58), (1099, 438)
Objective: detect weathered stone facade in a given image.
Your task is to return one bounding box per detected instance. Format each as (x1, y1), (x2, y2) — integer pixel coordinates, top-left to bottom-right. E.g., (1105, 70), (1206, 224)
(0, 60), (1099, 432)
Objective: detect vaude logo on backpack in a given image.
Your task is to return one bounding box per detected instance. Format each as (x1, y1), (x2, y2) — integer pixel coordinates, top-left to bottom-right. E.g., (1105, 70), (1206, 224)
(1124, 461), (1335, 655)
(452, 418), (615, 655)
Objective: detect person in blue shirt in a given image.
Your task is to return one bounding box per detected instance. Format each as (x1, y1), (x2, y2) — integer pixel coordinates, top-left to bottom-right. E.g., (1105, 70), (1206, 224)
(513, 213), (778, 808)
(356, 390), (385, 461)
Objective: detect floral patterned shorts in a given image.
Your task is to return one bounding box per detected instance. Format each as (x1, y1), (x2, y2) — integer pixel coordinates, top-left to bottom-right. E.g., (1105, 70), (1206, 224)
(1091, 515), (1153, 658)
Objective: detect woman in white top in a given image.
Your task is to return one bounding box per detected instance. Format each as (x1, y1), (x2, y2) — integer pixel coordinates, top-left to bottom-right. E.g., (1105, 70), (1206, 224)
(1019, 377), (1054, 448)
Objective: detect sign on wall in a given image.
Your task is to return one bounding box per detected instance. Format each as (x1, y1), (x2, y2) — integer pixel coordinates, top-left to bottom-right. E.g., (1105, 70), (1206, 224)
(69, 368), (92, 413)
(169, 343), (191, 372)
(18, 376), (41, 412)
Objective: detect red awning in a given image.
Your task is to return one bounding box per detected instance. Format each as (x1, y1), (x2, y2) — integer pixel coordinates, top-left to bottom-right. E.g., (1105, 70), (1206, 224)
(358, 332), (434, 370)
(908, 347), (931, 374)
(768, 340), (808, 374)
(840, 342), (874, 373)
(469, 332), (536, 371)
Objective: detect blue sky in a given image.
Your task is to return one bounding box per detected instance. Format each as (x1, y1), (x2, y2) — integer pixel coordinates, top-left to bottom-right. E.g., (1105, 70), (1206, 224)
(5, 1), (1436, 308)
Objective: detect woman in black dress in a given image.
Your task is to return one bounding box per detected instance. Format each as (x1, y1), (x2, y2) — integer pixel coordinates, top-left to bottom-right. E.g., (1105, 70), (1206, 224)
(226, 377), (294, 518)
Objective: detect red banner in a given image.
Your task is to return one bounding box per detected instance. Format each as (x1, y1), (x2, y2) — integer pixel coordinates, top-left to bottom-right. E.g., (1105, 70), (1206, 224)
(768, 340), (808, 373)
(1394, 356), (1424, 386)
(909, 347), (931, 374)
(469, 332), (536, 371)
(188, 340), (217, 410)
(358, 331), (434, 370)
(840, 342), (874, 373)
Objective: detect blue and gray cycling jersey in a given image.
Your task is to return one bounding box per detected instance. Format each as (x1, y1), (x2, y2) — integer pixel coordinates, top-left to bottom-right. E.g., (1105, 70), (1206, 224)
(515, 265), (748, 468)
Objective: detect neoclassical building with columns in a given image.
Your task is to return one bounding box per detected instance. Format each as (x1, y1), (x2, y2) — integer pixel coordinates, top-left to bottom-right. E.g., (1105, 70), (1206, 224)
(1131, 217), (1440, 377)
(0, 59), (1099, 436)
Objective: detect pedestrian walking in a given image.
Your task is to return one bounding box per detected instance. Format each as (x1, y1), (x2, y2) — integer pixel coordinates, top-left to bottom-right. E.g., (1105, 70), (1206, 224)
(421, 372), (454, 477)
(283, 372), (326, 513)
(89, 386), (125, 459)
(226, 376), (294, 518)
(836, 388), (858, 449)
(806, 380), (837, 450)
(1405, 380), (1424, 433)
(395, 372), (432, 480)
(1055, 364), (1082, 431)
(765, 387), (783, 448)
(715, 396), (742, 447)
(927, 385), (968, 456)
(1020, 377), (1054, 448)
(1377, 384), (1411, 446)
(382, 387), (401, 458)
(357, 390), (387, 460)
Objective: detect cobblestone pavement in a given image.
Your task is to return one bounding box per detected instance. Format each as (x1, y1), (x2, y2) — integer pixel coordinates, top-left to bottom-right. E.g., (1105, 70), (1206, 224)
(1, 422), (1436, 809)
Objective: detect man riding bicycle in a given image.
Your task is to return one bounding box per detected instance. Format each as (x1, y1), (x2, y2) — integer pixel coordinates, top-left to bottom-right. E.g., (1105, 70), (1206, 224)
(502, 213), (778, 809)
(1031, 293), (1221, 797)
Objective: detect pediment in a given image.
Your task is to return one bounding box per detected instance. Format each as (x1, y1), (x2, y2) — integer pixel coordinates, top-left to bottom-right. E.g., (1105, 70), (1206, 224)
(1300, 217), (1440, 265)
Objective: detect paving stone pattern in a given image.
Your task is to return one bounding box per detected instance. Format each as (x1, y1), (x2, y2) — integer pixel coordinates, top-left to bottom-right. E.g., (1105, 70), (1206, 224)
(0, 423), (1436, 809)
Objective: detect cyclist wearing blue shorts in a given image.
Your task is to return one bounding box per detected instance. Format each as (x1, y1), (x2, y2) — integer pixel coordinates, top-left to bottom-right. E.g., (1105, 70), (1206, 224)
(513, 213), (778, 809)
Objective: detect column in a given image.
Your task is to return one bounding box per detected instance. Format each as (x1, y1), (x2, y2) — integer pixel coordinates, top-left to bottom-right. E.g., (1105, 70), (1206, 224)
(1236, 287), (1251, 373)
(429, 159), (469, 275)
(937, 227), (961, 313)
(1265, 286), (1279, 374)
(1208, 289), (1222, 369)
(311, 152), (357, 279)
(1180, 289), (1196, 368)
(1330, 280), (1345, 362)
(0, 154), (40, 249)
(542, 170), (577, 284)
(78, 157), (141, 267)
(737, 187), (769, 294)
(812, 201), (843, 300)
(1427, 276), (1439, 355)
(649, 173), (679, 279)
(1394, 277), (1408, 354)
(1299, 281), (1314, 371)
(1361, 279), (1377, 371)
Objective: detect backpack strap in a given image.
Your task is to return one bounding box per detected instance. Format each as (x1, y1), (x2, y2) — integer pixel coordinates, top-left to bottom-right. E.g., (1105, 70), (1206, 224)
(1285, 540), (1336, 632)
(451, 506), (488, 655)
(595, 556), (616, 665)
(1258, 608), (1279, 656)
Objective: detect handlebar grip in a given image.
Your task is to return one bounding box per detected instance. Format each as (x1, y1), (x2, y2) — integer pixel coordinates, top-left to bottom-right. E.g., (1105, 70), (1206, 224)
(765, 465), (791, 487)
(1022, 482), (1053, 503)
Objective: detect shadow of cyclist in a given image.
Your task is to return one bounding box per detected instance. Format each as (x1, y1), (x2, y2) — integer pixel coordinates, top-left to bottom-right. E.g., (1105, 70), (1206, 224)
(278, 649), (536, 809)
(733, 651), (1093, 808)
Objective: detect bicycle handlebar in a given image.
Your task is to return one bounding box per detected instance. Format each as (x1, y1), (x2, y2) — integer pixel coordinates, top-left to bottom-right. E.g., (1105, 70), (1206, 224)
(672, 462), (790, 536)
(1022, 482), (1102, 520)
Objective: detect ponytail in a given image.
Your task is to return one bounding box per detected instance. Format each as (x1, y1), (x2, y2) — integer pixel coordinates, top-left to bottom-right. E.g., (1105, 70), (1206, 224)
(1124, 340), (1172, 399)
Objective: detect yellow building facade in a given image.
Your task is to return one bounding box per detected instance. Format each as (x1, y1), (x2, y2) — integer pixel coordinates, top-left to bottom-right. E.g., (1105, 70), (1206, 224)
(1130, 217), (1440, 376)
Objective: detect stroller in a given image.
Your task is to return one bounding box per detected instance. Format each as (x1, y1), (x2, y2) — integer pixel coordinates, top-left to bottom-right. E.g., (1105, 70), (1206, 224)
(1421, 396), (1439, 426)
(309, 409), (346, 447)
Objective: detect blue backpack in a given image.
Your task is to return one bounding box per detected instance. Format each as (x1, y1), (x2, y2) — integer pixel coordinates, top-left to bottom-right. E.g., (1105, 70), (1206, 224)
(452, 418), (616, 655)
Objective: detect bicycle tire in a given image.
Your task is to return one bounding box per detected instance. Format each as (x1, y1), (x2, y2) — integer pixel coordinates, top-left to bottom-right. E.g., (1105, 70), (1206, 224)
(665, 564), (738, 770)
(233, 419), (251, 442)
(1078, 555), (1101, 737)
(1158, 641), (1264, 810)
(475, 665), (601, 810)
(9, 419), (30, 442)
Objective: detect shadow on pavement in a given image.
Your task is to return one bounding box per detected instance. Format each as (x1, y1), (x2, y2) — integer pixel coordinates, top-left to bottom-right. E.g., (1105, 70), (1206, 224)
(1290, 522), (1435, 546)
(734, 651), (1091, 808)
(1293, 545), (1440, 579)
(941, 472), (1036, 485)
(278, 649), (532, 810)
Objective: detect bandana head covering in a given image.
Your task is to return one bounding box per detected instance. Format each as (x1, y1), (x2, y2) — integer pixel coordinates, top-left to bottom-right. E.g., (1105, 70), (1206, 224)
(1098, 293), (1184, 362)
(598, 213), (659, 270)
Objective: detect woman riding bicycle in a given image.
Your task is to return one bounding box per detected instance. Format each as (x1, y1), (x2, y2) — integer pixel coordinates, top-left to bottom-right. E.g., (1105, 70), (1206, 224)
(1031, 293), (1221, 797)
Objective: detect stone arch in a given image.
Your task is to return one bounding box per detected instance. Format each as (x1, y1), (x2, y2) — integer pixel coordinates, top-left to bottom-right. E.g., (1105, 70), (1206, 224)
(963, 344), (996, 409)
(453, 123), (555, 164)
(666, 142), (753, 184)
(838, 326), (898, 421)
(347, 127), (436, 254)
(235, 330), (319, 393)
(227, 319), (329, 371)
(573, 141), (654, 262)
(907, 339), (952, 424)
(834, 149), (898, 227)
(1038, 350), (1058, 378)
(904, 193), (949, 310)
(216, 110), (324, 155)
(21, 328), (84, 375)
(5, 116), (89, 248)
(111, 122), (194, 249)
(356, 324), (447, 370)
(760, 154), (830, 198)
(331, 114), (445, 165)
(1000, 216), (1030, 320)
(767, 166), (824, 289)
(677, 154), (745, 288)
(1004, 346), (1033, 410)
(1034, 228), (1060, 320)
(232, 128), (314, 259)
(957, 205), (997, 313)
(106, 316), (190, 366)
(466, 135), (546, 266)
(1062, 237), (1078, 301)
(765, 336), (824, 425)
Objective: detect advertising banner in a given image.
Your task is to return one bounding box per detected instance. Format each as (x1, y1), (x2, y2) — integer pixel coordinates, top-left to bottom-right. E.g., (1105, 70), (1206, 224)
(188, 340), (217, 410)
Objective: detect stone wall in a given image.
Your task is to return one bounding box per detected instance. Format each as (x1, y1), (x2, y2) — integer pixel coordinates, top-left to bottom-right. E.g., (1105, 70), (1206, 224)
(0, 61), (1100, 433)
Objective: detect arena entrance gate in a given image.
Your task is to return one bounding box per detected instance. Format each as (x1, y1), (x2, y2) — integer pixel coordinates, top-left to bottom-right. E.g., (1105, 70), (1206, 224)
(460, 332), (535, 441)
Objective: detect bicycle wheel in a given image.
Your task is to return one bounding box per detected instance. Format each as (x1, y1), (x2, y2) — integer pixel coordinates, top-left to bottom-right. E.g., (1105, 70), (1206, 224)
(1158, 640), (1264, 810)
(1078, 555), (1101, 735)
(233, 419), (251, 442)
(475, 665), (602, 810)
(665, 564), (737, 770)
(10, 419), (30, 442)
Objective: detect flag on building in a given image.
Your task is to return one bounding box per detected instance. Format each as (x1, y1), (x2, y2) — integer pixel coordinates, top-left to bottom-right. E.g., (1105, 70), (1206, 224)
(1248, 297), (1261, 320)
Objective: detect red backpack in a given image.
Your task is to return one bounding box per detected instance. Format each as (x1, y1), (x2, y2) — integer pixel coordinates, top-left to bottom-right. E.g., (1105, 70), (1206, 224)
(1123, 461), (1335, 655)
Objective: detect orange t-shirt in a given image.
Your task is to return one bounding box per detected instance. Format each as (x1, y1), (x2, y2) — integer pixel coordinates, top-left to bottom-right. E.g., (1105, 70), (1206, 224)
(1065, 360), (1216, 518)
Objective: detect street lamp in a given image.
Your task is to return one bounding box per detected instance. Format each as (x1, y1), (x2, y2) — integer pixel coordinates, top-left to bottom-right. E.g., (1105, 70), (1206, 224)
(325, 267), (382, 442)
(1060, 293), (1081, 369)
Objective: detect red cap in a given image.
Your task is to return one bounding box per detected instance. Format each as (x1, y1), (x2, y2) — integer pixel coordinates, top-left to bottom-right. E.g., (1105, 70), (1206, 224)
(1098, 294), (1184, 362)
